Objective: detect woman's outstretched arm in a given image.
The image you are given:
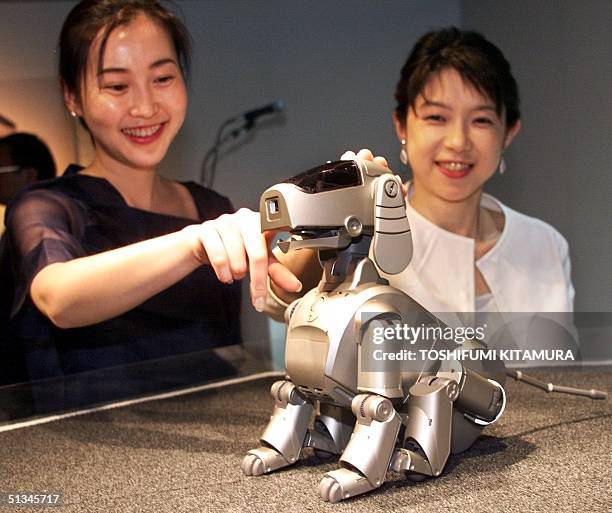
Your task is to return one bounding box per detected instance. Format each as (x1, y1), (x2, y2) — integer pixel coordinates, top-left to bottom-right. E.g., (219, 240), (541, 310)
(30, 208), (302, 328)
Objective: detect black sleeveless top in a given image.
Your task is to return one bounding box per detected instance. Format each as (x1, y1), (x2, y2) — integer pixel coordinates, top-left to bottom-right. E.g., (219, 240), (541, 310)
(0, 166), (241, 385)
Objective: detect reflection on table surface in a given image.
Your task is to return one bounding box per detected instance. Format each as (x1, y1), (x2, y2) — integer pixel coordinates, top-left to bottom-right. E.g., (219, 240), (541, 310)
(0, 345), (269, 426)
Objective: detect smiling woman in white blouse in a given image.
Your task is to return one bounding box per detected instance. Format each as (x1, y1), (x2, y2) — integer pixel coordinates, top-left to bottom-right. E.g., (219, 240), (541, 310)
(267, 28), (574, 350)
(386, 27), (573, 315)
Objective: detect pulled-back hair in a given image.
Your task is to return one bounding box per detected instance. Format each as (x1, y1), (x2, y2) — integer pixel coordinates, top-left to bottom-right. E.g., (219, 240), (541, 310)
(59, 0), (191, 99)
(395, 27), (520, 128)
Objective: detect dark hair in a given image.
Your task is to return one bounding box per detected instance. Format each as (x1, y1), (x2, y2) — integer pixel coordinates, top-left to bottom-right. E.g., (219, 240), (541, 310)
(59, 0), (192, 100)
(394, 27), (520, 129)
(0, 133), (56, 180)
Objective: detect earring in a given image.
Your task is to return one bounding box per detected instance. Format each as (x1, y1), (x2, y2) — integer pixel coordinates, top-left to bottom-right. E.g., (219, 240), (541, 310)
(70, 111), (78, 118)
(400, 138), (408, 165)
(499, 156), (507, 175)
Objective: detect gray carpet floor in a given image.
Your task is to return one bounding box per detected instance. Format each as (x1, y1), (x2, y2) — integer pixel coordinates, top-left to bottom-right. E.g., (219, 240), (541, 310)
(2, 367), (611, 513)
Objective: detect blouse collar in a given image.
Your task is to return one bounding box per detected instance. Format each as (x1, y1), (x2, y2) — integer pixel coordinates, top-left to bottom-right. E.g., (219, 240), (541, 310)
(404, 181), (510, 266)
(399, 182), (510, 312)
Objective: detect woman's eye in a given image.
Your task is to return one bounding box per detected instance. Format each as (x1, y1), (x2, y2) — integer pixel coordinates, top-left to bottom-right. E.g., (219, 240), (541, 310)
(104, 83), (127, 93)
(474, 117), (494, 125)
(424, 115), (445, 122)
(154, 75), (174, 85)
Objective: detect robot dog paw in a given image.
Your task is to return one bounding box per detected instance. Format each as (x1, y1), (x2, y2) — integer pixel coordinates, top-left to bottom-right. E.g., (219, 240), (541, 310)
(319, 475), (344, 503)
(241, 447), (291, 476)
(318, 468), (377, 503)
(241, 453), (265, 476)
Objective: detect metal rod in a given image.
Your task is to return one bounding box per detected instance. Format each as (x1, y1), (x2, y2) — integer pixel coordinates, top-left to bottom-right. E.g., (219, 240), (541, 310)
(506, 370), (608, 400)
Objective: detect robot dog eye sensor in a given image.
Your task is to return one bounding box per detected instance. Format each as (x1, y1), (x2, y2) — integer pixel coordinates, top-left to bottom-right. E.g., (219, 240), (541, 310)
(242, 159), (607, 503)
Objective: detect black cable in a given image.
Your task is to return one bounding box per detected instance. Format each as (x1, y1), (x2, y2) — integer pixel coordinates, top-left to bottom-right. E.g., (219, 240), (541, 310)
(199, 102), (285, 188)
(200, 116), (242, 188)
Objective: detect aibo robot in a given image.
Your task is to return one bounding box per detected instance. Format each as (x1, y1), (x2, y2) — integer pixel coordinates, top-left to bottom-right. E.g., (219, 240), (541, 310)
(241, 159), (606, 503)
(241, 159), (504, 501)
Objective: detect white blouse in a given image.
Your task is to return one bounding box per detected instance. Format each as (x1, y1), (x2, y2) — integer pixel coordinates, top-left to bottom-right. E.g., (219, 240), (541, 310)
(377, 191), (574, 314)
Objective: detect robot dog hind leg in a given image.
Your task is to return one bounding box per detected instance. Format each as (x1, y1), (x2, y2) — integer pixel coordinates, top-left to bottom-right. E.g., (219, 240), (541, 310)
(242, 380), (314, 476)
(391, 366), (506, 478)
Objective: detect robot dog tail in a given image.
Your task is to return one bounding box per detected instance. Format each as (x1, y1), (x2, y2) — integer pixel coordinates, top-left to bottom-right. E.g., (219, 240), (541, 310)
(506, 370), (608, 400)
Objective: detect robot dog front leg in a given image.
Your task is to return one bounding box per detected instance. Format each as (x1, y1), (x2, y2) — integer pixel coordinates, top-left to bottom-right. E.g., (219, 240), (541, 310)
(242, 380), (314, 476)
(318, 394), (401, 503)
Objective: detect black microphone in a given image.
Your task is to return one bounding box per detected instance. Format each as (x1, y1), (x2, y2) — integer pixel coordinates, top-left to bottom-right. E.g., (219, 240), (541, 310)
(242, 100), (285, 129)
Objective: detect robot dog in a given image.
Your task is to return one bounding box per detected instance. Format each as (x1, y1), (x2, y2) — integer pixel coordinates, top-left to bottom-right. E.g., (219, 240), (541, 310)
(241, 159), (605, 503)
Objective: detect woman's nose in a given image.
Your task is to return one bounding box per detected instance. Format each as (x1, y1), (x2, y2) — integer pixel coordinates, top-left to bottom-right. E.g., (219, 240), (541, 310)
(130, 86), (158, 118)
(445, 121), (471, 152)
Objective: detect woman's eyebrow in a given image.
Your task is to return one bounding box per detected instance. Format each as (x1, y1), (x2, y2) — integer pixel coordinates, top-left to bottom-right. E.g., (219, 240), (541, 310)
(98, 67), (128, 76)
(472, 104), (497, 112)
(420, 100), (450, 109)
(419, 100), (496, 112)
(149, 57), (178, 69)
(98, 58), (178, 76)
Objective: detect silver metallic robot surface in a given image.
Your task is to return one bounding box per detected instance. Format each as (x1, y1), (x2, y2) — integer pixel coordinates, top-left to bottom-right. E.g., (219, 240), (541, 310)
(241, 159), (606, 503)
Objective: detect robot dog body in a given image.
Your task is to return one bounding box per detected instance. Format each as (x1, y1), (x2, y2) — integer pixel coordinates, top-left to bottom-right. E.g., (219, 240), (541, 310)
(242, 160), (506, 502)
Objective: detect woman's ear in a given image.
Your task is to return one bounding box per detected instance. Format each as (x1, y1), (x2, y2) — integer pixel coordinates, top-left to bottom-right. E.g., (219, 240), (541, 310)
(503, 119), (521, 149)
(62, 81), (82, 118)
(392, 111), (407, 142)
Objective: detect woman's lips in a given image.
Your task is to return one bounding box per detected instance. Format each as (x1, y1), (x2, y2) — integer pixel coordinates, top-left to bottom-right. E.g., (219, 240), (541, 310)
(121, 123), (165, 144)
(435, 160), (473, 179)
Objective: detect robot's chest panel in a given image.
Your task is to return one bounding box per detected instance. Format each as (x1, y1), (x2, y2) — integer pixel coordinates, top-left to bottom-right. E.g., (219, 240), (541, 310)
(305, 291), (350, 323)
(284, 289), (376, 402)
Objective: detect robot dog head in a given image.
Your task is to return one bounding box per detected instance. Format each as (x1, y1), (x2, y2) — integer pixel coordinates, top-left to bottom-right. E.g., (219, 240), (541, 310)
(259, 159), (413, 275)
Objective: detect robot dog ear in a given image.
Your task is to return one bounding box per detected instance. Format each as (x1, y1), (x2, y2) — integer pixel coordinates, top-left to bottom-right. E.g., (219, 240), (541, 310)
(372, 175), (413, 275)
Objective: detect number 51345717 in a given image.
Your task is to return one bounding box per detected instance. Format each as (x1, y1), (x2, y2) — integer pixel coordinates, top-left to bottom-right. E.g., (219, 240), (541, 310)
(1, 493), (63, 507)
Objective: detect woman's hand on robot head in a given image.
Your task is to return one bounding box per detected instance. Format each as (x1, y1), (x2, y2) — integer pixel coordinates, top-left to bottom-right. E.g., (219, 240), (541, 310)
(341, 148), (389, 168)
(190, 208), (302, 312)
(341, 149), (408, 197)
